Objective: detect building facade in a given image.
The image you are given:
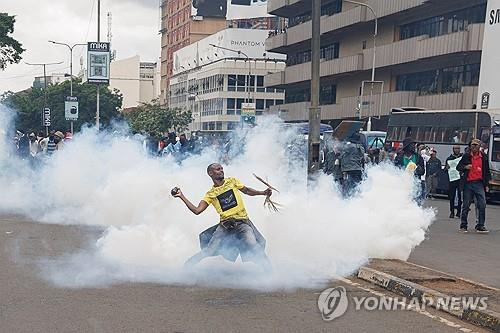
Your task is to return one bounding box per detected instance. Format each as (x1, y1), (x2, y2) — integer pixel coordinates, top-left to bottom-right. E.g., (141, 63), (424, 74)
(160, 0), (227, 104)
(265, 0), (487, 123)
(109, 55), (160, 110)
(169, 28), (286, 132)
(33, 74), (70, 89)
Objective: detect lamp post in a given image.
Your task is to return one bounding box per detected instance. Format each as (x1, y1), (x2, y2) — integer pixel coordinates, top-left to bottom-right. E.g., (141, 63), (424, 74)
(344, 0), (378, 131)
(308, 0), (321, 179)
(25, 61), (64, 135)
(48, 41), (86, 134)
(209, 44), (253, 104)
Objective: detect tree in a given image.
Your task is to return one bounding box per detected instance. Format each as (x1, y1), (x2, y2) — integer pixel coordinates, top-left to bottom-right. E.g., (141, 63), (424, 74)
(1, 79), (123, 133)
(0, 13), (24, 70)
(124, 100), (192, 138)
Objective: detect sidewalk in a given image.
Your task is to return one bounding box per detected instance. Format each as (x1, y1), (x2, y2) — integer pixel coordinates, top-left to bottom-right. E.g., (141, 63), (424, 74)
(358, 259), (500, 332)
(409, 198), (500, 288)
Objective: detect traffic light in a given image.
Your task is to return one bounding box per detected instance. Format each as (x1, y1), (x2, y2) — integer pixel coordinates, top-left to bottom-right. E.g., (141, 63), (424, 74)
(241, 115), (256, 125)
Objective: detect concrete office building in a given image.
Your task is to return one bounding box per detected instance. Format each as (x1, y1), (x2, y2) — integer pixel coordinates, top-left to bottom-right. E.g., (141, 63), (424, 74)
(159, 0), (227, 104)
(109, 55), (160, 110)
(265, 0), (487, 124)
(169, 28), (286, 132)
(33, 74), (70, 89)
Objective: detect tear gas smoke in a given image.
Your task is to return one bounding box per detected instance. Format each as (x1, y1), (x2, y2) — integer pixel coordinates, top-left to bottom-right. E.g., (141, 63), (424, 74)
(0, 104), (435, 289)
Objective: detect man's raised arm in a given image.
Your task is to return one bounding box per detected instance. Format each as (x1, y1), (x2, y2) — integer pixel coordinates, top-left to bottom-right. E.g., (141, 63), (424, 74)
(172, 187), (209, 215)
(240, 186), (272, 197)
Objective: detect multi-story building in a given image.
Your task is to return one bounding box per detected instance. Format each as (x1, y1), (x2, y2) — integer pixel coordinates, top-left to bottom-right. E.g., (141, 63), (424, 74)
(159, 0), (227, 104)
(109, 56), (160, 110)
(265, 0), (487, 125)
(169, 28), (286, 132)
(33, 73), (70, 89)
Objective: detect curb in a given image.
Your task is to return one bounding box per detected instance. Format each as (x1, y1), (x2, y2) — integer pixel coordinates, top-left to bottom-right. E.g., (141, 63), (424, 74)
(357, 266), (500, 332)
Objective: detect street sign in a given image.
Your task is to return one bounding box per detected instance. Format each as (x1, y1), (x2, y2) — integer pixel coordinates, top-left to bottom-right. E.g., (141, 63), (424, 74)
(241, 102), (256, 115)
(65, 96), (79, 121)
(87, 42), (110, 84)
(42, 108), (51, 127)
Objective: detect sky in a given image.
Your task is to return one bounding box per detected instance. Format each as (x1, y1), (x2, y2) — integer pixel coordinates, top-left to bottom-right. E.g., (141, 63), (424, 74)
(0, 0), (161, 94)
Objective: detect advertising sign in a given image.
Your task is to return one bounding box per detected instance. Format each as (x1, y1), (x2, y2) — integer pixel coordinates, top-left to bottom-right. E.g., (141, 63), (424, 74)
(42, 108), (51, 127)
(477, 0), (500, 109)
(172, 29), (286, 75)
(87, 42), (111, 84)
(191, 0), (269, 20)
(65, 96), (79, 121)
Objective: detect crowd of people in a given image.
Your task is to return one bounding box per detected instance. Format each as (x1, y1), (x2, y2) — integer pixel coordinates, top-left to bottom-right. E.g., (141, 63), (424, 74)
(322, 134), (491, 234)
(13, 129), (69, 161)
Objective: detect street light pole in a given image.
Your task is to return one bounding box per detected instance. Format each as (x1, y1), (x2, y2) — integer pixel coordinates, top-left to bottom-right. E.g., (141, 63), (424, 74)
(308, 0), (322, 179)
(96, 0), (101, 130)
(345, 0), (378, 131)
(48, 41), (86, 134)
(209, 44), (253, 103)
(25, 61), (64, 135)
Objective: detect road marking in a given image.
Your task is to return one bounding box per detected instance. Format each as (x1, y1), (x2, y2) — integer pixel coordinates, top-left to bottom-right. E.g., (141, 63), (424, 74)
(337, 276), (480, 333)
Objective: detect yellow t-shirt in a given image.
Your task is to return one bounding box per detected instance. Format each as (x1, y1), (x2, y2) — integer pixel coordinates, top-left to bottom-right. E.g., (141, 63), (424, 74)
(202, 177), (249, 222)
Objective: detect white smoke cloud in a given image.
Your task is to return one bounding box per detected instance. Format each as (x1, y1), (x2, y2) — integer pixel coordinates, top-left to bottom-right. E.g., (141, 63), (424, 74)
(0, 104), (435, 289)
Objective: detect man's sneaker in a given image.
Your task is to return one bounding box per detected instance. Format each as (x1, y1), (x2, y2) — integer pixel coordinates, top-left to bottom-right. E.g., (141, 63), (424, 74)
(455, 213), (461, 218)
(449, 212), (455, 218)
(459, 228), (468, 233)
(475, 226), (490, 234)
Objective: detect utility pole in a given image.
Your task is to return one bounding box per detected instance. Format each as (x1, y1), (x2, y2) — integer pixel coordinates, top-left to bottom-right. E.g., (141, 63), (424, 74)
(308, 0), (321, 179)
(96, 0), (101, 130)
(25, 61), (63, 135)
(345, 0), (378, 131)
(49, 41), (86, 134)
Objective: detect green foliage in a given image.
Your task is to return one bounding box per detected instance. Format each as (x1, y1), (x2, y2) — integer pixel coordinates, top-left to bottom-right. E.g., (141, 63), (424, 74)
(1, 79), (123, 133)
(124, 100), (192, 138)
(0, 13), (24, 70)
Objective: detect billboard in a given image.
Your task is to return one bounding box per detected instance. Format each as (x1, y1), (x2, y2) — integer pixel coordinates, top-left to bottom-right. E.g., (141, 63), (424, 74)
(172, 28), (286, 75)
(477, 0), (500, 109)
(87, 42), (111, 84)
(191, 0), (269, 20)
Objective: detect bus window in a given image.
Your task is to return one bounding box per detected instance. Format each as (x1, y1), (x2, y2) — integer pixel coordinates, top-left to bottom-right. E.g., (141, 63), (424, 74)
(480, 127), (491, 145)
(493, 136), (500, 162)
(424, 127), (433, 142)
(416, 127), (428, 142)
(462, 127), (473, 144)
(399, 127), (408, 141)
(387, 127), (399, 141)
(433, 127), (445, 143)
(444, 127), (460, 143)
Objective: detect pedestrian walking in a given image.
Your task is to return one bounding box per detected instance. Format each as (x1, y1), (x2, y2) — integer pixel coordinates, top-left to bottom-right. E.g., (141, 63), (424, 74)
(456, 139), (490, 233)
(395, 138), (425, 204)
(445, 145), (463, 218)
(425, 148), (442, 198)
(340, 134), (365, 197)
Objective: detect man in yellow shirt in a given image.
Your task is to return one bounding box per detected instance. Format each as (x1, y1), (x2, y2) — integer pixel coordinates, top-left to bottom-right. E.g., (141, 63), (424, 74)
(173, 163), (272, 269)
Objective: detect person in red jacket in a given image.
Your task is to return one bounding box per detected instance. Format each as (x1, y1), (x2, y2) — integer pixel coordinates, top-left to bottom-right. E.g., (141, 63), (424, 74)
(456, 139), (490, 233)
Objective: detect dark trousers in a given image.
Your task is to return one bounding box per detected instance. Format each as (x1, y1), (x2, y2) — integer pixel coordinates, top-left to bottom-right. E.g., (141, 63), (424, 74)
(342, 170), (363, 197)
(448, 180), (462, 214)
(460, 181), (486, 229)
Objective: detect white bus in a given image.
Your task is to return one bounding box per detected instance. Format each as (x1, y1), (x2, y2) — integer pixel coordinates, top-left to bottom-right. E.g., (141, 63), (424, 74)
(386, 108), (500, 195)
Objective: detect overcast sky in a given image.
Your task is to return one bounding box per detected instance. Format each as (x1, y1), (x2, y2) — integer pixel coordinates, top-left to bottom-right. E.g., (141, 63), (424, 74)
(0, 0), (160, 94)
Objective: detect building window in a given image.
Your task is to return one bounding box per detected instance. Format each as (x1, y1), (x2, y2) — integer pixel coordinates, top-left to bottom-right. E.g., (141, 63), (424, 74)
(256, 75), (265, 92)
(289, 0), (342, 27)
(287, 42), (339, 66)
(256, 99), (264, 110)
(399, 4), (486, 40)
(285, 88), (311, 104)
(396, 63), (480, 95)
(320, 85), (337, 105)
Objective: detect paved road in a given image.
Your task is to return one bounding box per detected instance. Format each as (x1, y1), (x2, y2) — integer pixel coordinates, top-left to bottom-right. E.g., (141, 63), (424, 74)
(0, 216), (489, 333)
(410, 198), (500, 288)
